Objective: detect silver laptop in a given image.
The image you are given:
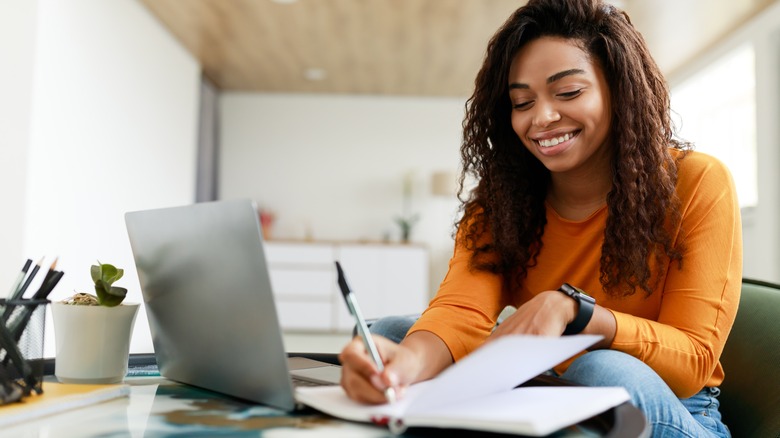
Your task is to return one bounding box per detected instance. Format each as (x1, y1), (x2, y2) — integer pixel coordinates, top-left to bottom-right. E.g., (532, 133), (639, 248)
(124, 199), (341, 411)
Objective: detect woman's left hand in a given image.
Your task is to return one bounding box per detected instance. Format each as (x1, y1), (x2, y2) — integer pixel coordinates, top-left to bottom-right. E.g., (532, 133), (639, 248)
(489, 290), (577, 339)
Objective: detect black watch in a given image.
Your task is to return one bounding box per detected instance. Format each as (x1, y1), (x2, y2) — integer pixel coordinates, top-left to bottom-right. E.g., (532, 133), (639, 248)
(558, 283), (596, 335)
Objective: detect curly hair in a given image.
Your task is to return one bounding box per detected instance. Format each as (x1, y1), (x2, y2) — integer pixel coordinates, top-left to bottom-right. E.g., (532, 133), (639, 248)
(458, 0), (689, 297)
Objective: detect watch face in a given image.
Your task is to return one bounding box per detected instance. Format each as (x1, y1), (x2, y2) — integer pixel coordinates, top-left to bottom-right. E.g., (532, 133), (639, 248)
(559, 283), (578, 297)
(559, 283), (596, 304)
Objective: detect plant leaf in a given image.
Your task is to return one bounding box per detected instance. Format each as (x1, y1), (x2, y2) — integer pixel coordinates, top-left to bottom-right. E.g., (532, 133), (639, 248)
(92, 262), (127, 306)
(95, 282), (127, 307)
(108, 286), (127, 298)
(90, 264), (101, 283)
(105, 286), (128, 307)
(95, 279), (109, 305)
(100, 264), (119, 286)
(104, 266), (123, 285)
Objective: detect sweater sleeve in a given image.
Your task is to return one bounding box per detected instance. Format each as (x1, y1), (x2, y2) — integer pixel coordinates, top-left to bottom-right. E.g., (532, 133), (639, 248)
(610, 153), (742, 398)
(406, 228), (508, 362)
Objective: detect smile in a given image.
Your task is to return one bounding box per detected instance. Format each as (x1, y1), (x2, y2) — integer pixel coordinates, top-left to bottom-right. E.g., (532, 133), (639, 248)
(536, 131), (577, 148)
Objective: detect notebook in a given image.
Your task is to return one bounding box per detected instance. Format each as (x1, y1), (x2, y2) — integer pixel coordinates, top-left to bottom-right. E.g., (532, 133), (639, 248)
(124, 199), (341, 411)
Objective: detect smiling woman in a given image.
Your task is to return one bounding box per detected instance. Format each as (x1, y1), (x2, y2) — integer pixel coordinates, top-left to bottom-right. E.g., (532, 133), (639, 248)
(337, 1), (742, 437)
(507, 37), (612, 192)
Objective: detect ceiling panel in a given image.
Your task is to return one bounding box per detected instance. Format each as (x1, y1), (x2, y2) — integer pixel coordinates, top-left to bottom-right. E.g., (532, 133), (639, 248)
(140, 0), (778, 96)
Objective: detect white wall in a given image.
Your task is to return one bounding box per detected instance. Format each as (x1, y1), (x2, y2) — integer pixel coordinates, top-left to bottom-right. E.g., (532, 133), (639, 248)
(0, 0), (38, 291)
(14, 0), (201, 356)
(220, 94), (464, 295)
(669, 1), (780, 283)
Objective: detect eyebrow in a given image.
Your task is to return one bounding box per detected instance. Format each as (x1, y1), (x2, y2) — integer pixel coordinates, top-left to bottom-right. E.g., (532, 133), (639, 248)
(508, 68), (587, 90)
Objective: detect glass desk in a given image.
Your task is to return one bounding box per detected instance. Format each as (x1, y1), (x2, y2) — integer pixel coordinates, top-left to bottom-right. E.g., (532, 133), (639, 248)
(3, 354), (650, 437)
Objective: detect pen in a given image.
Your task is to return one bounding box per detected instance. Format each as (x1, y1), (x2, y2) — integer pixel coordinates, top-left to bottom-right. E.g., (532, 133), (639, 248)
(335, 261), (397, 404)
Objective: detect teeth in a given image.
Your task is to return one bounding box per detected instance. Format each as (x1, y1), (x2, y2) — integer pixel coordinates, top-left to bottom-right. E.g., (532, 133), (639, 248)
(538, 132), (573, 148)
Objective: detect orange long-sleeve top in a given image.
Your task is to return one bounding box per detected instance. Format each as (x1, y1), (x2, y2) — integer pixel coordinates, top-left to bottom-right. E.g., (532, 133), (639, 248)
(408, 150), (742, 398)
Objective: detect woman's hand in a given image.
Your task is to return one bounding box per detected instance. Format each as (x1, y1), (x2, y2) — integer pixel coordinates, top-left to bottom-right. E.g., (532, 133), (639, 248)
(338, 335), (421, 404)
(339, 331), (454, 404)
(490, 290), (577, 339)
(489, 290), (617, 349)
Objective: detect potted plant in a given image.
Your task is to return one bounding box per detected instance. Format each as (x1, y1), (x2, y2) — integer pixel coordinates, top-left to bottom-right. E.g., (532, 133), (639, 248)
(51, 262), (139, 384)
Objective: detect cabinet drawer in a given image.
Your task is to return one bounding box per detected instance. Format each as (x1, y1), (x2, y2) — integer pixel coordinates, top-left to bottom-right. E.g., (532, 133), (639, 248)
(269, 268), (333, 297)
(276, 300), (332, 331)
(264, 242), (334, 265)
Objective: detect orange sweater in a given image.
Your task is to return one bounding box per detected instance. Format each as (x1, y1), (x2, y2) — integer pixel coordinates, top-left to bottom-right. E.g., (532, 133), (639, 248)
(408, 150), (742, 398)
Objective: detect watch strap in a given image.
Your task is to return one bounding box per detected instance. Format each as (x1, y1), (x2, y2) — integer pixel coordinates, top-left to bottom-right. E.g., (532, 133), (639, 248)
(558, 283), (596, 335)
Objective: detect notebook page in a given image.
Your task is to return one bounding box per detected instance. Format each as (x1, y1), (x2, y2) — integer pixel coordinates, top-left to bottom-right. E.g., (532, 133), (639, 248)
(403, 386), (631, 436)
(406, 334), (601, 413)
(295, 379), (434, 424)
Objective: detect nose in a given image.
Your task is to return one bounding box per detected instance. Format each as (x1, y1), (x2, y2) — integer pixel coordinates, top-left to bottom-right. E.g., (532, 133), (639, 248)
(532, 100), (561, 128)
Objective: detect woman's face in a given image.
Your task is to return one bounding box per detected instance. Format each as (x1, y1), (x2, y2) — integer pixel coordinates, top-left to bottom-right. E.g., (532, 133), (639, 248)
(508, 37), (612, 176)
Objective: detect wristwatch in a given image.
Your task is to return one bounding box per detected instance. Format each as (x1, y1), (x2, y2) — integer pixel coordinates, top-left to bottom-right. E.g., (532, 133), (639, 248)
(558, 283), (596, 335)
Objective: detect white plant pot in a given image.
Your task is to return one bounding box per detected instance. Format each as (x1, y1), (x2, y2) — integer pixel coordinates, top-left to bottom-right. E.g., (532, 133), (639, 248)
(51, 301), (139, 384)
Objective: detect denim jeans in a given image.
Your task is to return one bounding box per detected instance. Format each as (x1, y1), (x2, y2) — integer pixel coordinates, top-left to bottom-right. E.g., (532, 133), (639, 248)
(368, 315), (731, 438)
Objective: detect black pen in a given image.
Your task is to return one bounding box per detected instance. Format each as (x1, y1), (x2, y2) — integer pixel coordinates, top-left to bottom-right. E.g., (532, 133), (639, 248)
(335, 261), (397, 404)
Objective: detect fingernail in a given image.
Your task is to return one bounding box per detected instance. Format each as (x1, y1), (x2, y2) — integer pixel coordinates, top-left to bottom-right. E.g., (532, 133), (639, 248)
(370, 374), (385, 389)
(386, 371), (399, 387)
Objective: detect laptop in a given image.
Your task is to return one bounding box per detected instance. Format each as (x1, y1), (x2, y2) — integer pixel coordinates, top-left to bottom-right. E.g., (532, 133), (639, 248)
(124, 199), (342, 411)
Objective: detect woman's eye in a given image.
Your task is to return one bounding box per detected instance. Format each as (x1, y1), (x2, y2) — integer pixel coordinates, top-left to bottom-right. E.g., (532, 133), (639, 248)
(512, 101), (533, 110)
(558, 89), (583, 99)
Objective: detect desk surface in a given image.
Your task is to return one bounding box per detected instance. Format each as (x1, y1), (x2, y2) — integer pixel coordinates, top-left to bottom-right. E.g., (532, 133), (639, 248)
(3, 377), (393, 437)
(4, 356), (650, 437)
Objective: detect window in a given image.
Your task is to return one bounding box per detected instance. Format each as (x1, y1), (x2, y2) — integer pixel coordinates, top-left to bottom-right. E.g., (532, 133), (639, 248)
(671, 43), (758, 207)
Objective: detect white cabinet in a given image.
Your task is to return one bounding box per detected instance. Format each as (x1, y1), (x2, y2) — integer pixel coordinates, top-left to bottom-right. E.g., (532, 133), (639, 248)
(264, 241), (429, 332)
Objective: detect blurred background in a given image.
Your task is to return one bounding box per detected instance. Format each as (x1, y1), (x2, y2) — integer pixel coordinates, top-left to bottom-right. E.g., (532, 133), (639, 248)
(1, 0), (777, 355)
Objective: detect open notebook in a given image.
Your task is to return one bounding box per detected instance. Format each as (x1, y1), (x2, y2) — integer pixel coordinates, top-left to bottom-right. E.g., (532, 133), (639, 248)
(296, 335), (631, 436)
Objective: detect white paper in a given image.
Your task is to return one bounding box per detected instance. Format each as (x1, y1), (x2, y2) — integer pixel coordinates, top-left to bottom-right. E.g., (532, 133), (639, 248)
(296, 334), (606, 431)
(406, 334), (601, 413)
(403, 386), (630, 436)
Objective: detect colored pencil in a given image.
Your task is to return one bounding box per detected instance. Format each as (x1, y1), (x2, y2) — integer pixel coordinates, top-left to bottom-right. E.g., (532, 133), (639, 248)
(12, 257), (43, 300)
(33, 270), (63, 300)
(32, 257), (58, 299)
(6, 259), (32, 299)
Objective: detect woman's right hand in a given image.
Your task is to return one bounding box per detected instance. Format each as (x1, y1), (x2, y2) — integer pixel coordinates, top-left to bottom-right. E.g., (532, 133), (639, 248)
(338, 335), (419, 404)
(339, 331), (454, 404)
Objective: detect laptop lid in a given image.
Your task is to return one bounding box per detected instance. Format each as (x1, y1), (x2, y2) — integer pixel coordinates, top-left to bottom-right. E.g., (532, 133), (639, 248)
(125, 199), (304, 411)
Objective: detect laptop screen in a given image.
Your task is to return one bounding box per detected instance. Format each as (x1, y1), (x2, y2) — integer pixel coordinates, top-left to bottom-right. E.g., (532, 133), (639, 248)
(125, 199), (299, 410)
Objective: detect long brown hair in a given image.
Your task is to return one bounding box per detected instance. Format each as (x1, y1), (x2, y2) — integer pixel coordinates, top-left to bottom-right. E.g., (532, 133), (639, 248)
(458, 0), (688, 297)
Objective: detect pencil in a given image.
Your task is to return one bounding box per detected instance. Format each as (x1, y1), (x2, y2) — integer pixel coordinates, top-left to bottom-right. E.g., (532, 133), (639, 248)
(33, 270), (63, 300)
(13, 257), (44, 300)
(32, 257), (58, 299)
(3, 258), (40, 322)
(8, 271), (62, 344)
(7, 259), (32, 299)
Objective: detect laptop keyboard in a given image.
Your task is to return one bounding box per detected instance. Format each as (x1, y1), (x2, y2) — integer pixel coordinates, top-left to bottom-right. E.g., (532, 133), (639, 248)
(292, 377), (329, 388)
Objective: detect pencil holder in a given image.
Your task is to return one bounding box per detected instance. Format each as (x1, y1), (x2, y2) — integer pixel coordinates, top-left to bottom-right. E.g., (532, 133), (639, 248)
(0, 299), (49, 404)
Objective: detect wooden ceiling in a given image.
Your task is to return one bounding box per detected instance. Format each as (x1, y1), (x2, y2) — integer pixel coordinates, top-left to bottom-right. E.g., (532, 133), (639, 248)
(140, 0), (777, 97)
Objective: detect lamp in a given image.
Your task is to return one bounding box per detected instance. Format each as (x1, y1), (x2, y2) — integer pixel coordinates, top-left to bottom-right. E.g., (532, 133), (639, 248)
(431, 171), (457, 197)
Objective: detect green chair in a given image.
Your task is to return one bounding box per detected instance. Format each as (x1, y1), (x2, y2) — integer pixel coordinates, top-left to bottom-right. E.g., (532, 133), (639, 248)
(719, 278), (780, 438)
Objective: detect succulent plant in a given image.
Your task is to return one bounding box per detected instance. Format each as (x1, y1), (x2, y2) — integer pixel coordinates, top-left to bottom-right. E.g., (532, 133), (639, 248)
(63, 262), (127, 307)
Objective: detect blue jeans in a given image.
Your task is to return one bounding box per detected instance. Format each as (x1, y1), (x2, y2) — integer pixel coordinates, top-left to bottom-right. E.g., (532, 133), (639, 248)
(368, 316), (731, 438)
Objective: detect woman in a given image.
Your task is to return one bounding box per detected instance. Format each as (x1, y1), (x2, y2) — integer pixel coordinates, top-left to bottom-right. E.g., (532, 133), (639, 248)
(339, 0), (741, 436)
